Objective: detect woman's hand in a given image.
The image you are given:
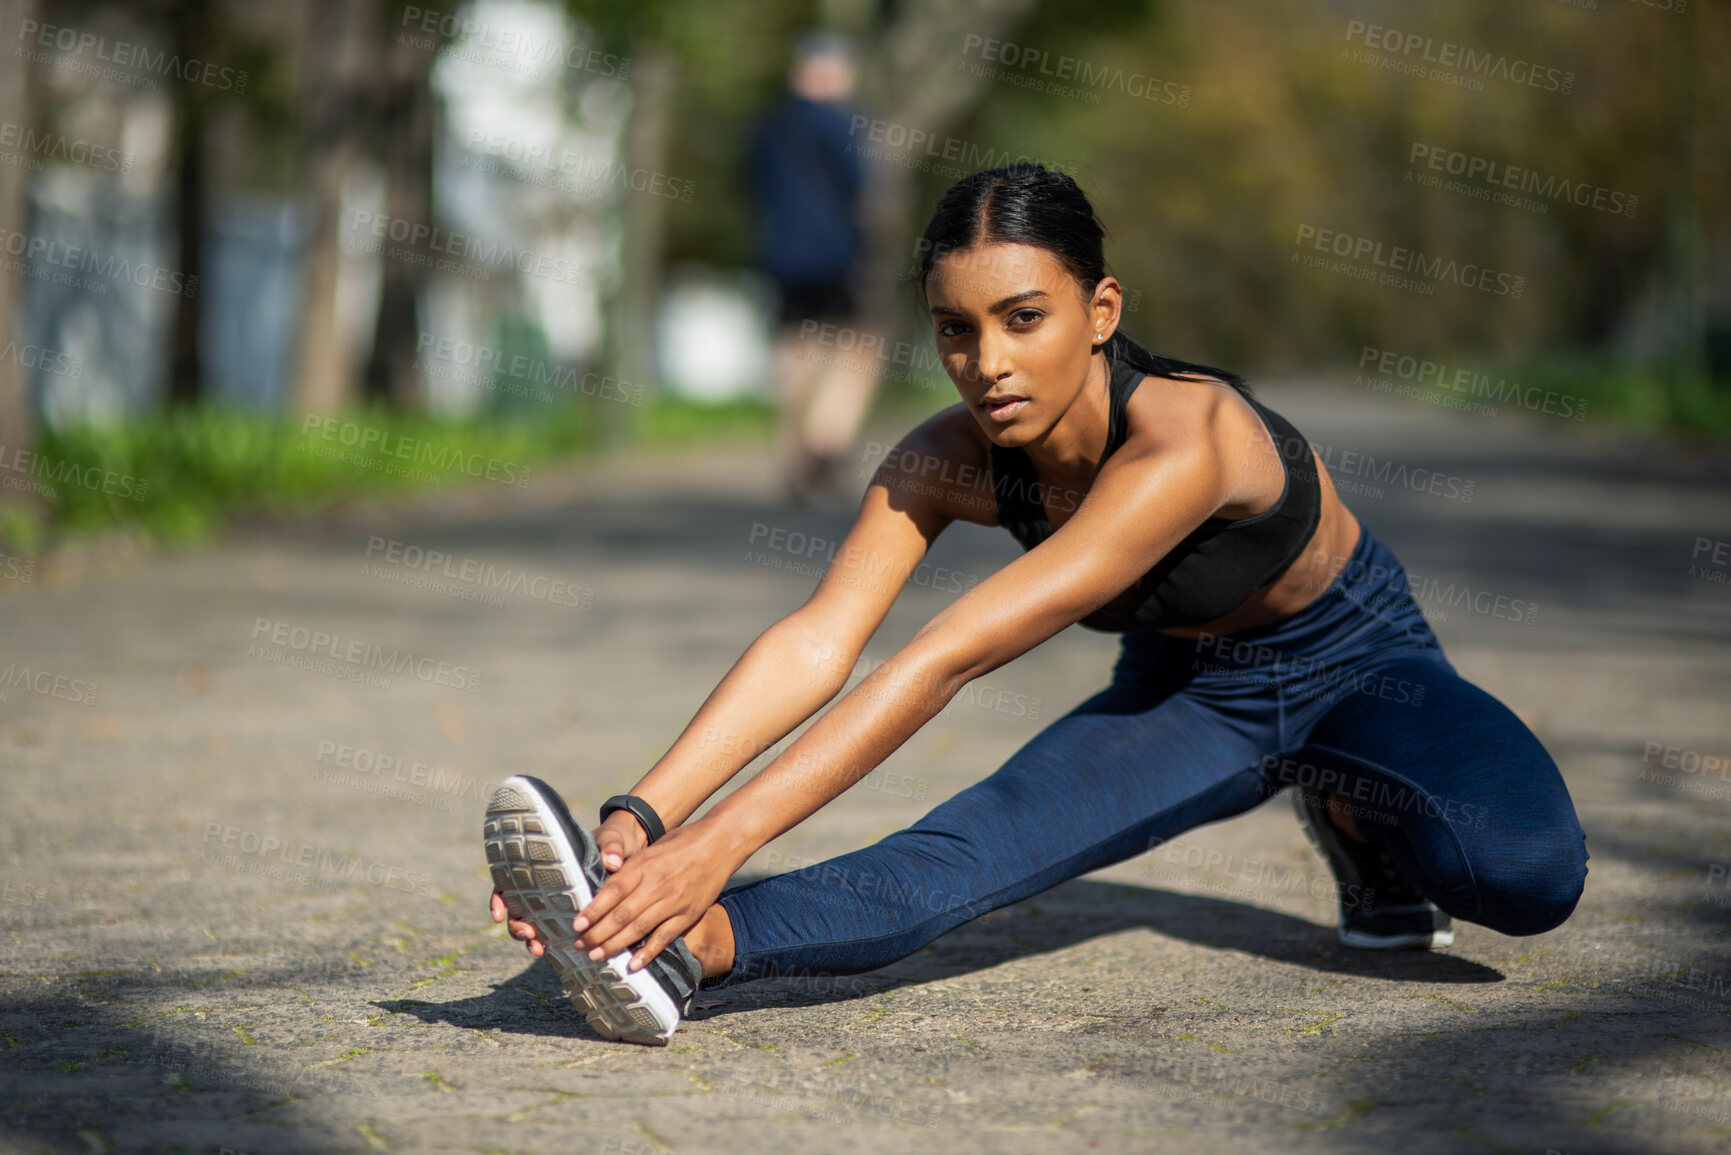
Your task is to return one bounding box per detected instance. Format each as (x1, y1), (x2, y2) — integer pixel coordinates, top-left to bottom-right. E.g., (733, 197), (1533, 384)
(489, 889), (546, 957)
(488, 811), (654, 958)
(573, 818), (733, 972)
(594, 808), (651, 872)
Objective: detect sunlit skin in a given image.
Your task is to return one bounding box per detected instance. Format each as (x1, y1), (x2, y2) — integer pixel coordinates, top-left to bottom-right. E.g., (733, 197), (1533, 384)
(490, 240), (1366, 979)
(923, 242), (1364, 636)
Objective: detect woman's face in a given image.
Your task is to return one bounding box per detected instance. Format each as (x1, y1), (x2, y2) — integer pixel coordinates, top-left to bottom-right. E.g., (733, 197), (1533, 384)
(926, 241), (1118, 445)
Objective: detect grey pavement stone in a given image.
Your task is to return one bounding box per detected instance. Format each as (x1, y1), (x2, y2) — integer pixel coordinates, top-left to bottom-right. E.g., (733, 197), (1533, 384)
(2, 377), (1730, 1153)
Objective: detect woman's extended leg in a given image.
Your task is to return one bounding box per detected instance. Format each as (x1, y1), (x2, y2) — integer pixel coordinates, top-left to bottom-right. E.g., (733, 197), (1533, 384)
(1274, 655), (1589, 938)
(705, 669), (1283, 987)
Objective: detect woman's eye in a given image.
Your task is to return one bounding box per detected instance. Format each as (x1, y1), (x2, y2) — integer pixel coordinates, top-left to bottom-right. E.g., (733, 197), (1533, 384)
(937, 311), (1040, 338)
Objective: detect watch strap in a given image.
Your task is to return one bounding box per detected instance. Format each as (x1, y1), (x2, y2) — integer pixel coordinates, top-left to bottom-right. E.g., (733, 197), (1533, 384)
(599, 794), (666, 844)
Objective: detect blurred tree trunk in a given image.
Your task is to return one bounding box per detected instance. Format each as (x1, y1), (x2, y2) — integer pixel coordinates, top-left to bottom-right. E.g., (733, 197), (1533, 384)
(364, 9), (437, 410)
(1661, 0), (1705, 390)
(598, 42), (677, 447)
(291, 0), (374, 415)
(164, 0), (210, 410)
(0, 0), (39, 507)
(164, 0), (208, 407)
(851, 0), (1040, 371)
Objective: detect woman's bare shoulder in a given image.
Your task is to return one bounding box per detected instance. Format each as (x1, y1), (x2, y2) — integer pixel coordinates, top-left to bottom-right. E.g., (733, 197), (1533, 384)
(1120, 371), (1250, 448)
(864, 403), (1000, 527)
(1120, 372), (1284, 514)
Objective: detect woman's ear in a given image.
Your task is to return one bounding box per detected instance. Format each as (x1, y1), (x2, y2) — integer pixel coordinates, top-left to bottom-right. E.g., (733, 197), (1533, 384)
(1090, 277), (1123, 344)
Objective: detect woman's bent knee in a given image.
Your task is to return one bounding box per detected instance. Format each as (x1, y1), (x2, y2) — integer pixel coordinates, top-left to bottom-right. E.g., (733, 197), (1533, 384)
(1469, 832), (1588, 936)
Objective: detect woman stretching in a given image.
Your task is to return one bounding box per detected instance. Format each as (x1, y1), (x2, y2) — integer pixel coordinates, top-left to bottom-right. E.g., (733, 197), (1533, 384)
(482, 162), (1589, 1046)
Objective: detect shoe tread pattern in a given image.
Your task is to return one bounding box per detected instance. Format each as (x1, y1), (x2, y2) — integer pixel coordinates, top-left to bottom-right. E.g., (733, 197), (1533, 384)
(484, 783), (674, 1045)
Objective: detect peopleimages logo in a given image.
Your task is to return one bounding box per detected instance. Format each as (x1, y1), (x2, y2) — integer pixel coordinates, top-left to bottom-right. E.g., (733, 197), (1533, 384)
(1690, 537), (1730, 586)
(1342, 20), (1573, 94)
(0, 663), (99, 706)
(958, 33), (1191, 107)
(413, 332), (645, 407)
(199, 822), (432, 895)
(745, 521), (984, 597)
(16, 19), (250, 92)
(0, 441), (147, 500)
(312, 740), (504, 812)
(0, 226), (197, 297)
(0, 338), (83, 378)
(248, 617), (482, 692)
(299, 415), (531, 488)
(1638, 740), (1731, 803)
(1357, 346), (1588, 421)
(845, 115), (1076, 177)
(1407, 143), (1637, 218)
(397, 4), (630, 78)
(0, 120), (131, 174)
(0, 550), (35, 584)
(462, 131), (694, 202)
(344, 210), (583, 285)
(364, 536), (594, 609)
(1294, 224), (1524, 298)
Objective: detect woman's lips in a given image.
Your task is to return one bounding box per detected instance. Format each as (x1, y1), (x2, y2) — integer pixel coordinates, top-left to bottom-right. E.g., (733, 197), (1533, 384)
(983, 397), (1027, 422)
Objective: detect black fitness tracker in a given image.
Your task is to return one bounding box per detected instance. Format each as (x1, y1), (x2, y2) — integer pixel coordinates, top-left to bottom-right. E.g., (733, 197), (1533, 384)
(599, 794), (666, 844)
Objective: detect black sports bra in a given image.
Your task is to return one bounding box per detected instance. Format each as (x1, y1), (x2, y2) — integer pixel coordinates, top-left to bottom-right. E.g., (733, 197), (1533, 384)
(988, 354), (1322, 632)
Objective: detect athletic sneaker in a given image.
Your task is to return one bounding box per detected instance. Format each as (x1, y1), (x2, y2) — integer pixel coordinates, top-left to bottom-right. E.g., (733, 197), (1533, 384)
(483, 775), (703, 1045)
(1290, 786), (1455, 950)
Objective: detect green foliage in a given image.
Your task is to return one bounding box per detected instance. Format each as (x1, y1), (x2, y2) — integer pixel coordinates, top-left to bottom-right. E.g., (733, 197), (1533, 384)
(1491, 353), (1731, 438)
(0, 502), (45, 556)
(23, 393), (777, 552)
(636, 394), (776, 445)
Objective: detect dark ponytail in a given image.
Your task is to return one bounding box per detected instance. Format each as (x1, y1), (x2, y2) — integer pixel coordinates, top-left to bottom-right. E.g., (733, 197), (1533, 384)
(913, 161), (1251, 397)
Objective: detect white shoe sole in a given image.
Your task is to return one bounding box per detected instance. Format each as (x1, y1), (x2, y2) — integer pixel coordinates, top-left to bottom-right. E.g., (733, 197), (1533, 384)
(484, 776), (679, 1045)
(1337, 922), (1456, 951)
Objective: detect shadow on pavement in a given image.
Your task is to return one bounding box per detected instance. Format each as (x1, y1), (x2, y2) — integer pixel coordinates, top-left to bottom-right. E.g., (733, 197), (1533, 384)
(0, 976), (362, 1155)
(377, 955), (618, 1044)
(385, 877), (1504, 1043)
(892, 878), (1507, 987)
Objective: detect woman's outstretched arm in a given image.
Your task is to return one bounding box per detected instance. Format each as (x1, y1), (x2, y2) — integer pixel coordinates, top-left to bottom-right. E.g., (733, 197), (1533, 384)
(591, 423), (964, 860)
(573, 401), (1235, 971)
(491, 410), (974, 957)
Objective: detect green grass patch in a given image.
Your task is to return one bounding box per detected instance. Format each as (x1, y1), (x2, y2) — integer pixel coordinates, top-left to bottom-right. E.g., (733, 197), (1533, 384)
(636, 393), (778, 446)
(6, 393), (779, 553)
(1490, 351), (1731, 437)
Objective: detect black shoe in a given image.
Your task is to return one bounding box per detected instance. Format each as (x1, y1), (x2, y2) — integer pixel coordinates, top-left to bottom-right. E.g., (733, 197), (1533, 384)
(1290, 786), (1454, 950)
(782, 469), (814, 509)
(484, 775), (702, 1045)
(808, 451), (842, 500)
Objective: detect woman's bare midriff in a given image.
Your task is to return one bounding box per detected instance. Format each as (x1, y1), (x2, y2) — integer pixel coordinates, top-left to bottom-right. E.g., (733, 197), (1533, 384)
(963, 373), (1364, 640)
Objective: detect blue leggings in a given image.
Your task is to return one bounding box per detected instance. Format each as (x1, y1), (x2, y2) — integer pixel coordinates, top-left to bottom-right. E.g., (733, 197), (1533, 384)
(708, 525), (1589, 987)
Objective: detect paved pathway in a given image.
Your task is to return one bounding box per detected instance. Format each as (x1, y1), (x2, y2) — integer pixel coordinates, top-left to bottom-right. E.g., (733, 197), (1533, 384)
(2, 376), (1730, 1154)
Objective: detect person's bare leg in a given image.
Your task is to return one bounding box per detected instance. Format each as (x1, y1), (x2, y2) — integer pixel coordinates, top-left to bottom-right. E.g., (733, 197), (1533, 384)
(774, 328), (827, 498)
(801, 317), (882, 490)
(682, 902), (735, 979)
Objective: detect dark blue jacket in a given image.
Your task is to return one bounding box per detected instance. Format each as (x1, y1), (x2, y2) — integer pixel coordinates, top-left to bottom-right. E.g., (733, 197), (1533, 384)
(747, 95), (864, 287)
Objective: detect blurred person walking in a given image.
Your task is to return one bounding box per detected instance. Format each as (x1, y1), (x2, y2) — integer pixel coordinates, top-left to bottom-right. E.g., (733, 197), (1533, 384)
(746, 31), (880, 506)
